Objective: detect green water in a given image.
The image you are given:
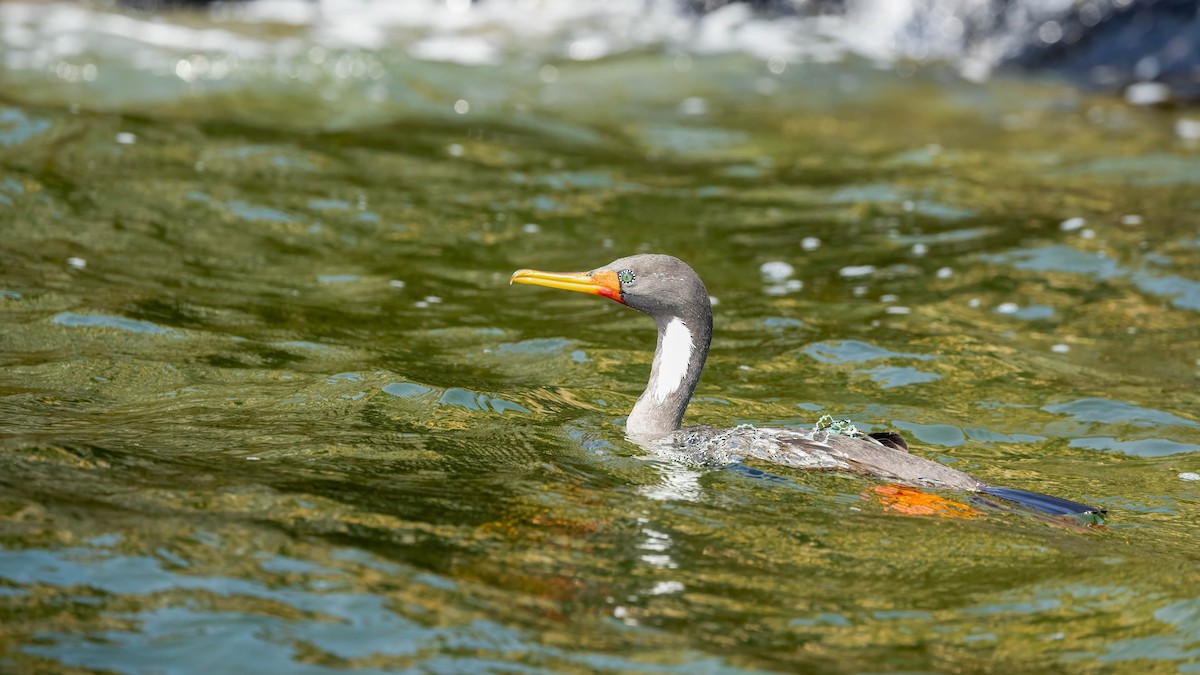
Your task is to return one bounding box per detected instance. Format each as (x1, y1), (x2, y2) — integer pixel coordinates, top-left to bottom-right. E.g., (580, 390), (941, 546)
(2, 9), (1200, 673)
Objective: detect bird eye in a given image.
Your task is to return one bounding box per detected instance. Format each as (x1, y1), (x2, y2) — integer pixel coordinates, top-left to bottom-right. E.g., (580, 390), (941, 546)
(617, 270), (636, 285)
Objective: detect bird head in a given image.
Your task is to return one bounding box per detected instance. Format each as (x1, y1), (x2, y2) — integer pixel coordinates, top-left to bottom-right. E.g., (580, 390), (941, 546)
(510, 253), (709, 321)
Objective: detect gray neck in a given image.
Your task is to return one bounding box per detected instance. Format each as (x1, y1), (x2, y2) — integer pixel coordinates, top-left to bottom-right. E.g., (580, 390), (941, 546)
(625, 304), (712, 440)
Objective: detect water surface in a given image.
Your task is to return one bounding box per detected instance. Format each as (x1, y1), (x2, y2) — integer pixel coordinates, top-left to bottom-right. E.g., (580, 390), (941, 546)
(2, 3), (1200, 673)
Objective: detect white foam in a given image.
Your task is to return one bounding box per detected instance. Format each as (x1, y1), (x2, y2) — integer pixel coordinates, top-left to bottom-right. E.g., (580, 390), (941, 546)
(2, 0), (1093, 82)
(410, 36), (498, 65)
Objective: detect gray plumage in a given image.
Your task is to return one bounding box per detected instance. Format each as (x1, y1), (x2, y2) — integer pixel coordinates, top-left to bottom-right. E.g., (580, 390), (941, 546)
(589, 254), (712, 437)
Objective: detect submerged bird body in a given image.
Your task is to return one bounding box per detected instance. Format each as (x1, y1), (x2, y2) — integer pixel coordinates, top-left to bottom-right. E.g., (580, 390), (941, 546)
(660, 425), (985, 492)
(511, 254), (1099, 516)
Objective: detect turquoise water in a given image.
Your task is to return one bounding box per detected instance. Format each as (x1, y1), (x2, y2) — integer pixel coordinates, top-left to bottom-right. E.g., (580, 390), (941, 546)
(2, 3), (1200, 672)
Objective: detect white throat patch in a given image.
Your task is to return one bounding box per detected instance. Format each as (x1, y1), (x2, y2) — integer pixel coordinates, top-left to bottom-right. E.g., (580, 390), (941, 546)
(654, 317), (693, 404)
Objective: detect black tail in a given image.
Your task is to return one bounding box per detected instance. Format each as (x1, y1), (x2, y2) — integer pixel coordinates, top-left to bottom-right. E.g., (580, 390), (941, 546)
(982, 486), (1104, 517)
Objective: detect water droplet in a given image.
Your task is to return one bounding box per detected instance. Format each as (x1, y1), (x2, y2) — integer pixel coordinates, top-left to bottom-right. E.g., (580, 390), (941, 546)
(1177, 118), (1200, 142)
(1060, 217), (1085, 231)
(1126, 82), (1170, 106)
(568, 37), (608, 61)
(759, 261), (794, 281)
(1038, 21), (1063, 44)
(55, 62), (79, 82)
(678, 97), (707, 116)
(839, 265), (875, 278)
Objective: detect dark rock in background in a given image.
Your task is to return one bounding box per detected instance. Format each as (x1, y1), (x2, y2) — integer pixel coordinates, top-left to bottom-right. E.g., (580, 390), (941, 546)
(687, 0), (1200, 103)
(1006, 0), (1200, 104)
